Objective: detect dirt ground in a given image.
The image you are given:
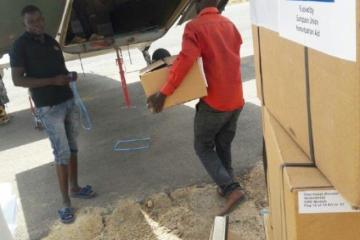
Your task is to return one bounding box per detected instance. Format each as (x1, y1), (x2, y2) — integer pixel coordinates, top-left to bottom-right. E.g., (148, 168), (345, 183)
(42, 161), (267, 240)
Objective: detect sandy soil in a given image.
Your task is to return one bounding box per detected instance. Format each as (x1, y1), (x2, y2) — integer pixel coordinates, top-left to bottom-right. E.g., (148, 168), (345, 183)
(43, 161), (267, 240)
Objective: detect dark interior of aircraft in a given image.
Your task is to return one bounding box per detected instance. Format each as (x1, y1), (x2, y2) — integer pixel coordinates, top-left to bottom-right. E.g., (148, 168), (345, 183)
(65, 0), (182, 45)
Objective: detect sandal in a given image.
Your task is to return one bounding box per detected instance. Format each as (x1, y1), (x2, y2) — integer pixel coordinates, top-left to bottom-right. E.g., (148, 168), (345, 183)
(58, 207), (75, 224)
(0, 115), (10, 125)
(70, 185), (96, 199)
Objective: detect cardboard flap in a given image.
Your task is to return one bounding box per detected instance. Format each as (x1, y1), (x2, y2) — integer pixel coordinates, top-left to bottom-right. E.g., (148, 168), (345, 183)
(264, 108), (312, 165)
(140, 57), (208, 109)
(140, 56), (177, 75)
(284, 167), (332, 191)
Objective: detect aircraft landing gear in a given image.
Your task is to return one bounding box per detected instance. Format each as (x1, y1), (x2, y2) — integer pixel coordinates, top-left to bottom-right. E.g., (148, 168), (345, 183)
(141, 46), (152, 65)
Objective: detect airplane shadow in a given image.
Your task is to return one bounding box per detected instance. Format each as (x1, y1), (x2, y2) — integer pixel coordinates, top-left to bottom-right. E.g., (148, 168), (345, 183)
(8, 55), (261, 239)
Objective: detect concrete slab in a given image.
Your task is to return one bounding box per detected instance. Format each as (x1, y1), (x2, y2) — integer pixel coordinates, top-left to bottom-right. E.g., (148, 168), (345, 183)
(0, 3), (262, 239)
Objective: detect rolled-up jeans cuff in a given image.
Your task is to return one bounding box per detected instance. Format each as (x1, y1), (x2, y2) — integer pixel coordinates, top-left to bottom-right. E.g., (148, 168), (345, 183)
(55, 155), (71, 165)
(222, 182), (241, 196)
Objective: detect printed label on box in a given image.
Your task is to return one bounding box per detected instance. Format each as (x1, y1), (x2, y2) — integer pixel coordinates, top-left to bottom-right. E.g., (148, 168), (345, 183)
(279, 0), (356, 61)
(250, 0), (278, 32)
(299, 190), (360, 214)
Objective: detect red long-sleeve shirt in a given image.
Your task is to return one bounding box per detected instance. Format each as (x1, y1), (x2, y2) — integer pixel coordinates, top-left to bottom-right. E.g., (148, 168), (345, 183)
(160, 7), (244, 111)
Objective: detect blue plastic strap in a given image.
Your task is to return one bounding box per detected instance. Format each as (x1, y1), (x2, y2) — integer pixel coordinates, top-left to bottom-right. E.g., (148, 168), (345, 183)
(259, 208), (270, 217)
(70, 81), (92, 130)
(113, 137), (151, 152)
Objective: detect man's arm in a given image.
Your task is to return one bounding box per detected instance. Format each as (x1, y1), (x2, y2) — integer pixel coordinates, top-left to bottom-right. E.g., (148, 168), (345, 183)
(147, 23), (201, 113)
(160, 24), (201, 96)
(10, 39), (71, 88)
(11, 67), (70, 88)
(58, 41), (70, 75)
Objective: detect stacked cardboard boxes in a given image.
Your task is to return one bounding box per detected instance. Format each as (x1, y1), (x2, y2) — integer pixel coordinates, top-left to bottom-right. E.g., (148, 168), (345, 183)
(252, 2), (360, 239)
(263, 212), (273, 240)
(262, 108), (360, 240)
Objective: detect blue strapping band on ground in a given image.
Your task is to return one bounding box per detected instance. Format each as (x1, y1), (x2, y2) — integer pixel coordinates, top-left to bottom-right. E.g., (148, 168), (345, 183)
(113, 137), (151, 152)
(259, 208), (270, 216)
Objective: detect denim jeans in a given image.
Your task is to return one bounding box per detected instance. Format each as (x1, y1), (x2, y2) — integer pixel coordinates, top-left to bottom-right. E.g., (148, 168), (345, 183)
(194, 101), (242, 195)
(36, 99), (80, 165)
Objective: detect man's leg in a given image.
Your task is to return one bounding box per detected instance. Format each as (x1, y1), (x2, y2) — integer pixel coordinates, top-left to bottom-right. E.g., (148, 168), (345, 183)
(194, 102), (234, 188)
(73, 0), (93, 38)
(64, 100), (80, 192)
(56, 164), (71, 208)
(68, 153), (80, 192)
(37, 104), (73, 208)
(216, 109), (245, 216)
(194, 102), (245, 215)
(65, 100), (95, 198)
(215, 109), (242, 179)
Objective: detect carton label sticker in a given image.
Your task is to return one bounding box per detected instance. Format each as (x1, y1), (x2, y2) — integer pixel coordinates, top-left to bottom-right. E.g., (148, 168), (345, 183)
(279, 0), (356, 61)
(250, 0), (278, 31)
(299, 190), (360, 214)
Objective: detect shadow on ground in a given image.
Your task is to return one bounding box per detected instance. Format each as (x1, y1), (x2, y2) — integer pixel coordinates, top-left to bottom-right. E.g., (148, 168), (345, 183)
(12, 55), (261, 239)
(0, 55), (255, 153)
(0, 108), (47, 152)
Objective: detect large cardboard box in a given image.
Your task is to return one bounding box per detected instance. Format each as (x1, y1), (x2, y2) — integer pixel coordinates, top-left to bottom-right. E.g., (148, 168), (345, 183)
(308, 47), (360, 206)
(255, 24), (360, 207)
(263, 212), (273, 240)
(259, 28), (311, 158)
(282, 167), (360, 240)
(309, 49), (360, 206)
(263, 107), (313, 240)
(264, 107), (360, 240)
(140, 57), (207, 109)
(252, 25), (263, 103)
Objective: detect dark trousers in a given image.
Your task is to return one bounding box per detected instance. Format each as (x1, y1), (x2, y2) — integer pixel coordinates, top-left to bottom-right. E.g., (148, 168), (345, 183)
(67, 0), (93, 42)
(194, 101), (242, 195)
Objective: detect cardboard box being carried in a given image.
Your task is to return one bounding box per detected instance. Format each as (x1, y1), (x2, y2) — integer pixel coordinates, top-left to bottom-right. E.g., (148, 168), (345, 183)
(140, 56), (207, 109)
(263, 107), (360, 240)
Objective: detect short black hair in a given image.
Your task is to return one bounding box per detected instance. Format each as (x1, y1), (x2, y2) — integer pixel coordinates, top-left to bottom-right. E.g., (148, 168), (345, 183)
(152, 48), (171, 62)
(21, 5), (41, 17)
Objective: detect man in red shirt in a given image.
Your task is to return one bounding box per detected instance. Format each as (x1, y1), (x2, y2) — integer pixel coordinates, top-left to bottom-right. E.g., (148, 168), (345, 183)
(147, 0), (245, 215)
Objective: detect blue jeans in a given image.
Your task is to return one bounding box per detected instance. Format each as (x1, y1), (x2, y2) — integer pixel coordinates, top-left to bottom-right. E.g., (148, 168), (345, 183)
(36, 99), (80, 165)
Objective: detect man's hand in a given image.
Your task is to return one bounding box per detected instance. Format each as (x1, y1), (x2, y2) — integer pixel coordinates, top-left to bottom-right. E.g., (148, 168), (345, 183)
(68, 71), (78, 82)
(54, 75), (71, 86)
(147, 92), (166, 113)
